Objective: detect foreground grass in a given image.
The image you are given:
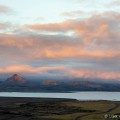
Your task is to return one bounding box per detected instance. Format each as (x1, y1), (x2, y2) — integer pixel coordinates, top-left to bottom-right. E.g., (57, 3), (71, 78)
(0, 97), (119, 120)
(41, 101), (116, 120)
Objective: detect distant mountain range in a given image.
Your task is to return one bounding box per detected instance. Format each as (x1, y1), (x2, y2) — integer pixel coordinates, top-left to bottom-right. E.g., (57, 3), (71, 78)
(0, 74), (120, 92)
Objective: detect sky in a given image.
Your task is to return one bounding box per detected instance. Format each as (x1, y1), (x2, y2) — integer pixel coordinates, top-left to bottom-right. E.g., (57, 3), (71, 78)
(0, 0), (120, 81)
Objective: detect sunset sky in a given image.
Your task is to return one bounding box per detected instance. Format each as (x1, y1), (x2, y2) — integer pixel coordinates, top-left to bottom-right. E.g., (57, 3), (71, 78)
(0, 0), (120, 81)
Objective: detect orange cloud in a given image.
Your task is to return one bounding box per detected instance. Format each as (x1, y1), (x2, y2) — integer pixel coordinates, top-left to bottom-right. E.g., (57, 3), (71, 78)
(26, 14), (109, 36)
(31, 46), (120, 60)
(0, 33), (37, 48)
(25, 12), (119, 46)
(0, 65), (120, 81)
(67, 69), (120, 80)
(0, 31), (119, 60)
(0, 65), (65, 74)
(0, 12), (119, 82)
(24, 12), (120, 60)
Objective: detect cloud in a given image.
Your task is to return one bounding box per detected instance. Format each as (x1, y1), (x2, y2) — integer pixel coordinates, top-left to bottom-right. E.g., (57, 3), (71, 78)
(0, 23), (10, 30)
(61, 10), (88, 18)
(0, 65), (120, 81)
(0, 32), (119, 61)
(67, 69), (120, 81)
(0, 11), (120, 63)
(30, 45), (120, 60)
(0, 4), (13, 14)
(0, 11), (120, 81)
(61, 10), (95, 19)
(26, 12), (120, 46)
(0, 65), (65, 75)
(112, 0), (120, 6)
(35, 17), (45, 21)
(24, 12), (120, 60)
(0, 33), (35, 48)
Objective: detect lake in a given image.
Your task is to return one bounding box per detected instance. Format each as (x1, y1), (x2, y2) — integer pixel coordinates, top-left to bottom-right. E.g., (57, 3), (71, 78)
(0, 92), (120, 101)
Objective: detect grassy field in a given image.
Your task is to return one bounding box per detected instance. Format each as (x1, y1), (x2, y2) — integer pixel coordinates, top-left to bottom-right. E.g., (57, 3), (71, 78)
(0, 97), (120, 120)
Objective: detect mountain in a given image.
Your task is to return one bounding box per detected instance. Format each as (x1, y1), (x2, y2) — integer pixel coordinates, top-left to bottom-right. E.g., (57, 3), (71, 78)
(67, 81), (101, 88)
(41, 80), (60, 86)
(5, 74), (28, 85)
(0, 74), (120, 92)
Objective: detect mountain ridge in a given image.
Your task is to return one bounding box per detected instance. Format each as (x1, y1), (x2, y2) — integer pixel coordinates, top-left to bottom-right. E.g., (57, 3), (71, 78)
(0, 74), (120, 92)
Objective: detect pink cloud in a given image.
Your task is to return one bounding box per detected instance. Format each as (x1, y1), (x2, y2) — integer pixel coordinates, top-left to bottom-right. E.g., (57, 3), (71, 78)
(0, 4), (13, 14)
(0, 65), (120, 81)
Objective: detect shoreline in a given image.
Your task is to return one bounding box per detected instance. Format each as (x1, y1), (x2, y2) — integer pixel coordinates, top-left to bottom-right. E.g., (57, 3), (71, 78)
(0, 96), (119, 102)
(0, 92), (119, 101)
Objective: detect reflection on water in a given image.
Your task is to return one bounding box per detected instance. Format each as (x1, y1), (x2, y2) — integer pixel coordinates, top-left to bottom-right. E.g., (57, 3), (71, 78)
(0, 92), (119, 101)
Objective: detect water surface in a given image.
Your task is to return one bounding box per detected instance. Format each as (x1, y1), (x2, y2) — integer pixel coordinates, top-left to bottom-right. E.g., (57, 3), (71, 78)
(0, 92), (119, 101)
